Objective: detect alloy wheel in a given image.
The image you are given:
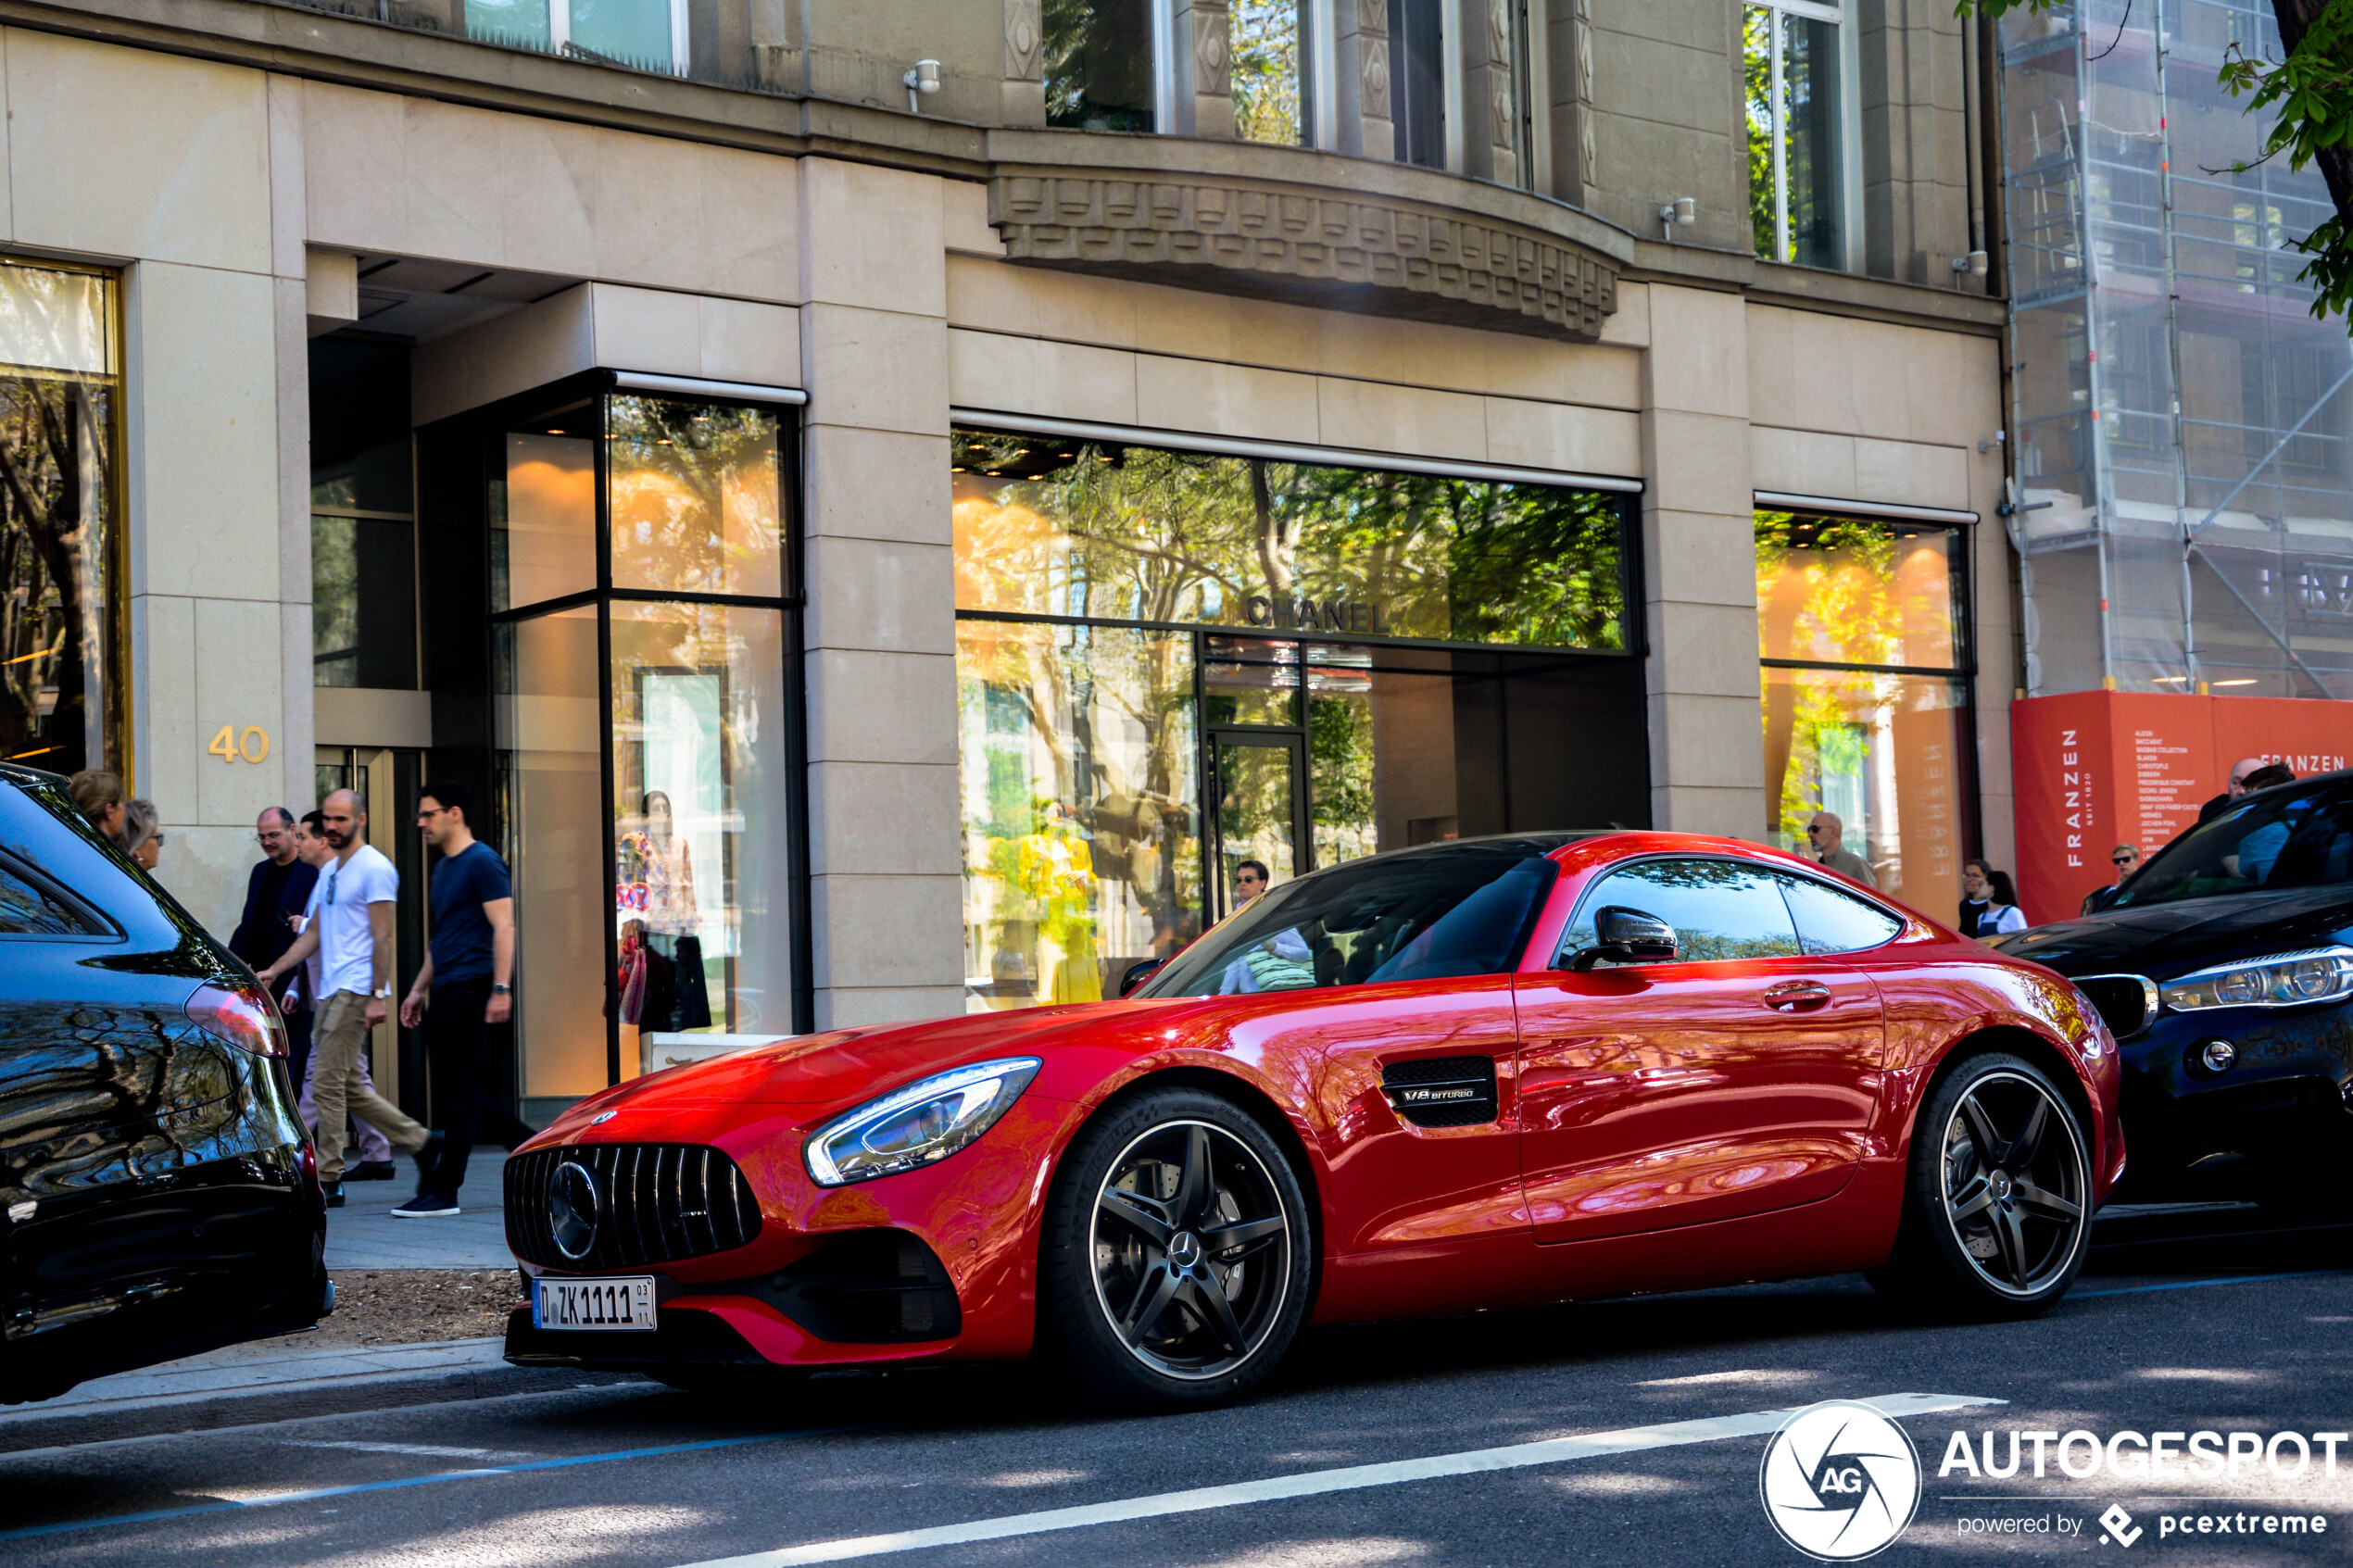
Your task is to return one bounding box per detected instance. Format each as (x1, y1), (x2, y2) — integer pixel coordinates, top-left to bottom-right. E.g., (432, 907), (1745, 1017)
(1938, 1069), (2089, 1297)
(1088, 1120), (1294, 1381)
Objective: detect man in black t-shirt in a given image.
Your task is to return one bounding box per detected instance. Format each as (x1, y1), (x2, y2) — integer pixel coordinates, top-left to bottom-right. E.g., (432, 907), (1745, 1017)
(394, 780), (535, 1218)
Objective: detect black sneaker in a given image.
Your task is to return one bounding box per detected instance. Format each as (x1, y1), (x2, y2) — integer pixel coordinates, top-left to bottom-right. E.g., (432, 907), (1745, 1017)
(391, 1194), (459, 1219)
(347, 1160), (396, 1182)
(323, 1181), (345, 1209)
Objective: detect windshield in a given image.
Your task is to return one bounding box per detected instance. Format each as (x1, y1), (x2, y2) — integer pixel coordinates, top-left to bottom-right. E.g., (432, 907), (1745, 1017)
(2113, 779), (2353, 909)
(1138, 843), (1560, 997)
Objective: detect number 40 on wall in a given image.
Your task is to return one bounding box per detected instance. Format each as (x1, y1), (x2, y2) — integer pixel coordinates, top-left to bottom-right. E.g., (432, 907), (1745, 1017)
(208, 725), (271, 765)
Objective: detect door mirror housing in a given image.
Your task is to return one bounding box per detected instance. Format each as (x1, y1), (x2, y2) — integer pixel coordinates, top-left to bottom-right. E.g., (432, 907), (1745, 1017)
(1117, 959), (1164, 997)
(1567, 906), (1679, 971)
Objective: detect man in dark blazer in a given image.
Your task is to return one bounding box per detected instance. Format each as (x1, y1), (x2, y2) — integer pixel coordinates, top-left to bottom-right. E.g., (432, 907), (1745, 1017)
(229, 806), (319, 1084)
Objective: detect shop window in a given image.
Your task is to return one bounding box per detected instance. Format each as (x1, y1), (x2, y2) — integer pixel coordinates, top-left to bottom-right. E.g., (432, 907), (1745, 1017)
(1745, 0), (1848, 270)
(0, 262), (120, 777)
(492, 384), (799, 1113)
(951, 432), (1629, 650)
(954, 430), (1648, 1014)
(464, 0), (686, 72)
(311, 338), (417, 690)
(1757, 510), (1971, 917)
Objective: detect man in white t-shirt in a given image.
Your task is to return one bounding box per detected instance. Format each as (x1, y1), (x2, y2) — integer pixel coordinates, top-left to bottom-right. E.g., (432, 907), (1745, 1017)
(260, 789), (438, 1204)
(288, 813), (393, 1178)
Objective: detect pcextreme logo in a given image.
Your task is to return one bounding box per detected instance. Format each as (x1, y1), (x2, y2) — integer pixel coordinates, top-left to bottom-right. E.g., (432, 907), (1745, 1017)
(1759, 1400), (1923, 1561)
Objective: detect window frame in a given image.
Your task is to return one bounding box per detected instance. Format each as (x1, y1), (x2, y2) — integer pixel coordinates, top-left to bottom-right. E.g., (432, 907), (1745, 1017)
(0, 847), (119, 942)
(1745, 0), (1863, 274)
(535, 0), (690, 76)
(1552, 852), (1908, 968)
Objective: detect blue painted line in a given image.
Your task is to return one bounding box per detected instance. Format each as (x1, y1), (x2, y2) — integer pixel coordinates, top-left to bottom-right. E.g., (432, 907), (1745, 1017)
(2072, 1268), (2347, 1299)
(0, 1429), (813, 1544)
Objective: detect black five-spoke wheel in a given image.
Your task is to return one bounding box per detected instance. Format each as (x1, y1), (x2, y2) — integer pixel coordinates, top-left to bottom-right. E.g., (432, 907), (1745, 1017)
(1040, 1088), (1311, 1407)
(1940, 1070), (2088, 1296)
(1871, 1051), (2093, 1318)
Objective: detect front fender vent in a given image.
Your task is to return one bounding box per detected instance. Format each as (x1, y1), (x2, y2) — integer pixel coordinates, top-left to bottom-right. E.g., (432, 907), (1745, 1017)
(507, 1143), (762, 1272)
(1381, 1055), (1498, 1128)
(2076, 973), (2158, 1041)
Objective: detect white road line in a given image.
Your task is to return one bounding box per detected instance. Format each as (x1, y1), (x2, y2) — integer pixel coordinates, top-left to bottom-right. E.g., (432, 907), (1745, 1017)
(671, 1390), (2005, 1568)
(281, 1439), (537, 1460)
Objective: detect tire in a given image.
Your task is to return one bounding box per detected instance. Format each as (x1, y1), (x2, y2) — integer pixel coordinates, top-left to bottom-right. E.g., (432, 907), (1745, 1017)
(1868, 1051), (2094, 1320)
(1037, 1087), (1313, 1411)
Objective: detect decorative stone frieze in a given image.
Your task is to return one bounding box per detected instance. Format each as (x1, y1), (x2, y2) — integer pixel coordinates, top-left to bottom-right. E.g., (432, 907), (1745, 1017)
(989, 172), (1618, 341)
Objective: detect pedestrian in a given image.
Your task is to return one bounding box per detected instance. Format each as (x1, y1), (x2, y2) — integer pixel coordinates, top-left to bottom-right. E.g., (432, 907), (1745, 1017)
(1235, 859), (1269, 908)
(2242, 761), (2296, 793)
(231, 808), (315, 987)
(68, 768), (126, 847)
(2196, 757), (2270, 822)
(2081, 843), (2141, 916)
(257, 788), (438, 1207)
(287, 810), (395, 1181)
(1805, 810), (1877, 887)
(1959, 859), (2027, 938)
(396, 780), (534, 1219)
(122, 798), (162, 871)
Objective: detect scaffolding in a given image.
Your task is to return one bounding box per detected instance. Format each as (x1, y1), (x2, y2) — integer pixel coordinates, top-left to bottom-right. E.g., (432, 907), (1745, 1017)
(2001, 0), (2353, 699)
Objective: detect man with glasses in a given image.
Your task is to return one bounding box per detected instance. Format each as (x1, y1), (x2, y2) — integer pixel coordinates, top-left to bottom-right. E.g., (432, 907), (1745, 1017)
(2082, 844), (2141, 916)
(1805, 811), (1877, 888)
(259, 790), (439, 1207)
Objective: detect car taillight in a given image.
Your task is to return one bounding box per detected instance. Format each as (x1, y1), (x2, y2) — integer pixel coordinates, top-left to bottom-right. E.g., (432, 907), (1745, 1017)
(184, 981), (289, 1058)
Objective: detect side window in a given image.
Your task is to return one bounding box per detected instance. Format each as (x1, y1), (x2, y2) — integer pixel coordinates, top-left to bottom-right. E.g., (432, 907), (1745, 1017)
(1778, 874), (1902, 955)
(1560, 859), (1802, 966)
(0, 858), (94, 937)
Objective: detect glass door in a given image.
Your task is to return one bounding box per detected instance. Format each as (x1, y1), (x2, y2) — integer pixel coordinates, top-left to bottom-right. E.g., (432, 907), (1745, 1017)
(1207, 732), (1306, 922)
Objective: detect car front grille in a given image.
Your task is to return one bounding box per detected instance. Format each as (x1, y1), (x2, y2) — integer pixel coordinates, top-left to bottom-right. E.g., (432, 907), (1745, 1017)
(2075, 973), (2158, 1041)
(506, 1143), (763, 1272)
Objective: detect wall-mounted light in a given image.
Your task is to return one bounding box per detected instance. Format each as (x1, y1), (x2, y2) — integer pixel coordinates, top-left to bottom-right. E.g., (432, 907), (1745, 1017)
(1655, 197), (1694, 243)
(905, 59), (940, 113)
(1952, 249), (1990, 282)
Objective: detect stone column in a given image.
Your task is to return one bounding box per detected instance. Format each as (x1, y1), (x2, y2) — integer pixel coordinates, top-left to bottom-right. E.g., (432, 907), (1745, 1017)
(1169, 0), (1234, 139)
(1002, 0), (1045, 128)
(1638, 284), (1765, 837)
(1331, 0), (1393, 159)
(1544, 0), (1596, 207)
(1456, 0), (1520, 186)
(797, 158), (965, 1029)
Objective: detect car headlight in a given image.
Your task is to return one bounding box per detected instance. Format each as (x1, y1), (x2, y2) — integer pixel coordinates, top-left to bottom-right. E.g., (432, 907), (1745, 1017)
(803, 1057), (1041, 1187)
(2158, 947), (2353, 1012)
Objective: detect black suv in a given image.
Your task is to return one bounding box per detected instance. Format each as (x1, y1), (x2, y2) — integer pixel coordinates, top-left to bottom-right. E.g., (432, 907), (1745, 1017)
(0, 764), (326, 1402)
(1995, 770), (2353, 1197)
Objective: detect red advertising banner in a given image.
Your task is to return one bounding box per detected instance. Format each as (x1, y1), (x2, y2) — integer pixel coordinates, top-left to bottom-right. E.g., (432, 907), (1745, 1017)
(2009, 691), (2353, 924)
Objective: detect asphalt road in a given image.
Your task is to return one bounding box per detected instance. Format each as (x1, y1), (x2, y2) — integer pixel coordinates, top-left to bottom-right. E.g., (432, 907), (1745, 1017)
(2, 1201), (2348, 1568)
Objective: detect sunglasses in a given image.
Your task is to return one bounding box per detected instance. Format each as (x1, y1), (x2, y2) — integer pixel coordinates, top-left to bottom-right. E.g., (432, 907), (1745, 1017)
(2112, 856), (2135, 866)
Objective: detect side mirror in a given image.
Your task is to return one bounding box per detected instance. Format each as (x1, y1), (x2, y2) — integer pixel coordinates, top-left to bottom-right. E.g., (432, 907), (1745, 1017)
(1117, 959), (1163, 997)
(1567, 905), (1679, 972)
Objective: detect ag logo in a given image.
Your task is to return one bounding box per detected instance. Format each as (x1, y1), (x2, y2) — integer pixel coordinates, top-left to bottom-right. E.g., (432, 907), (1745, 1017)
(1758, 1399), (1922, 1561)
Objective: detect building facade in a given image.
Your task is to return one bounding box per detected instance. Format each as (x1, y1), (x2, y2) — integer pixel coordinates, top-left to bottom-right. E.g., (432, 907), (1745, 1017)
(1, 0), (2013, 1120)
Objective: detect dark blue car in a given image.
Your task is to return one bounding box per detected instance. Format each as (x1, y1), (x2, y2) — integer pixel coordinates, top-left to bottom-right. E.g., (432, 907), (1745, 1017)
(1994, 771), (2353, 1198)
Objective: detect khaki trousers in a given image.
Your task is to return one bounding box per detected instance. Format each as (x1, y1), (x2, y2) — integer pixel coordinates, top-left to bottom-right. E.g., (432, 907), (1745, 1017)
(312, 990), (427, 1183)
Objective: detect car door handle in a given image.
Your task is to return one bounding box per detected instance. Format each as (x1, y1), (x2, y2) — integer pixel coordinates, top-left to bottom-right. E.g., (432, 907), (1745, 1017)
(1763, 981), (1833, 1011)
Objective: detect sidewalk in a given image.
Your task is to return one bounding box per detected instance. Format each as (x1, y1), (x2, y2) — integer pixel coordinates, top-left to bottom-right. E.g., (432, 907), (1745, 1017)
(0, 1336), (511, 1424)
(326, 1151), (515, 1270)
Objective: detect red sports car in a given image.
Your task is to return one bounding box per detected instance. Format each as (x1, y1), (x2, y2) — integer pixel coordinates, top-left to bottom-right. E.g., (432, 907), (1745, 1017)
(503, 832), (2122, 1407)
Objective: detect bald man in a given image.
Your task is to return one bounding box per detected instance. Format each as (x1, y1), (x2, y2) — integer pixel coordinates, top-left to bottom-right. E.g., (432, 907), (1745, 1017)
(2197, 757), (2271, 823)
(259, 790), (438, 1205)
(1806, 810), (1877, 887)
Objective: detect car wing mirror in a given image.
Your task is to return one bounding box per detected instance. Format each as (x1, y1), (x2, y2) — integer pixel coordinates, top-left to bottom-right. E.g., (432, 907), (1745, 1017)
(1567, 906), (1679, 972)
(1117, 959), (1164, 997)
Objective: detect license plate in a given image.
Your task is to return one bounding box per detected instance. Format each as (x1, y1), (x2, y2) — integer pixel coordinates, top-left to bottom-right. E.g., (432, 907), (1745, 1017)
(533, 1275), (657, 1332)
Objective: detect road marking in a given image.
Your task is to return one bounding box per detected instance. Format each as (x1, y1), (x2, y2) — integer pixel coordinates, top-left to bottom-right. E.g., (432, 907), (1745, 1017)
(281, 1439), (536, 1460)
(668, 1391), (2006, 1568)
(0, 1430), (842, 1544)
(2072, 1269), (2348, 1298)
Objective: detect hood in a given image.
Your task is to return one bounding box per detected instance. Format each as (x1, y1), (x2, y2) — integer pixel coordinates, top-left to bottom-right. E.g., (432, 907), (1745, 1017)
(1994, 881), (2353, 978)
(581, 998), (1175, 1115)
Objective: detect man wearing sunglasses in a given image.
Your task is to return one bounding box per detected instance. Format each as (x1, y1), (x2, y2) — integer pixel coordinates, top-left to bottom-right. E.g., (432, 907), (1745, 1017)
(2080, 843), (2142, 916)
(259, 789), (439, 1207)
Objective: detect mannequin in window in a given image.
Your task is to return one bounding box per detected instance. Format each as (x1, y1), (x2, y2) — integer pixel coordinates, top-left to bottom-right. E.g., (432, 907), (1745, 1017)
(621, 790), (711, 1029)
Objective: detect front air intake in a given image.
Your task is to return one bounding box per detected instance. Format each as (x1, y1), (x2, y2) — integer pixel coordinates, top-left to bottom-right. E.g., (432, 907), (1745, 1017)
(1381, 1055), (1499, 1128)
(2076, 973), (2158, 1041)
(507, 1143), (762, 1272)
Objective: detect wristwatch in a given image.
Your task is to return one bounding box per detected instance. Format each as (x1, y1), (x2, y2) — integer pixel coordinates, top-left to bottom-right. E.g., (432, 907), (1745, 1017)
(372, 985), (393, 999)
(491, 983), (511, 995)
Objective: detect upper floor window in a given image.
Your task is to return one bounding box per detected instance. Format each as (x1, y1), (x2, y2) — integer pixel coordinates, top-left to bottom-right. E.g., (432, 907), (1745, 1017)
(1745, 0), (1848, 270)
(1046, 0), (1159, 132)
(1041, 0), (1315, 149)
(1233, 1), (1307, 146)
(465, 0), (687, 75)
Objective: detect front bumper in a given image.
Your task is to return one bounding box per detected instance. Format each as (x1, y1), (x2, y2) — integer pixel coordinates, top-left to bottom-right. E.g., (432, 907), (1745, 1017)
(2114, 996), (2353, 1186)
